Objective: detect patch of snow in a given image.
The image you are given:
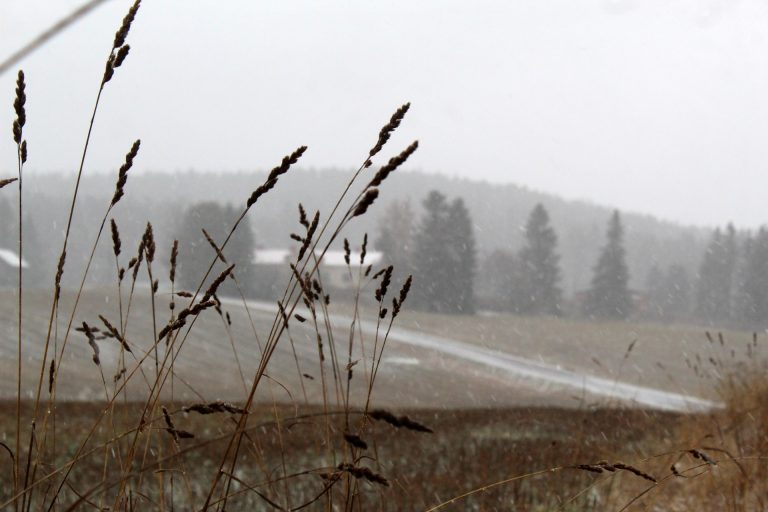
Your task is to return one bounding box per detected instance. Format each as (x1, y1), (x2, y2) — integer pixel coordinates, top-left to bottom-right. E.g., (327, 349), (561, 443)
(0, 248), (29, 269)
(382, 356), (420, 366)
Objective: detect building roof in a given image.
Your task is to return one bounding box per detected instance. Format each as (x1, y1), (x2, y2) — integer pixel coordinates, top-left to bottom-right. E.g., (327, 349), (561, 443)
(0, 248), (29, 269)
(253, 249), (382, 267)
(253, 249), (291, 265)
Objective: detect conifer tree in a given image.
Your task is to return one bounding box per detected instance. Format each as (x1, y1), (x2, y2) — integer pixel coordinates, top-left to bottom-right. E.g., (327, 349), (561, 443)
(584, 210), (632, 319)
(512, 203), (562, 315)
(411, 191), (451, 312)
(447, 197), (476, 314)
(695, 223), (737, 323)
(736, 228), (768, 327)
(411, 190), (476, 314)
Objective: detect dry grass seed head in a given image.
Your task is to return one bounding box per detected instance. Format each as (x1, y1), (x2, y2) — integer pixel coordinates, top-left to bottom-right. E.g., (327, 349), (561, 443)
(104, 1), (140, 85)
(162, 406), (179, 441)
(360, 233), (368, 264)
(110, 140), (140, 205)
(202, 228), (227, 263)
(99, 314), (131, 353)
(343, 238), (351, 265)
(113, 0), (141, 49)
(352, 188), (379, 218)
(113, 367), (126, 383)
(158, 299), (216, 339)
(369, 102), (410, 158)
(142, 222), (155, 263)
(201, 264), (235, 303)
(183, 401), (246, 415)
(113, 44), (130, 68)
(55, 250), (66, 300)
(371, 268), (387, 280)
(392, 275), (413, 318)
(689, 449), (717, 465)
(0, 178), (18, 189)
(81, 322), (100, 366)
(132, 238), (145, 280)
(369, 409), (433, 433)
(298, 203), (309, 228)
(575, 464), (604, 474)
(186, 299), (217, 317)
(170, 239), (179, 283)
(110, 218), (121, 257)
(343, 432), (368, 450)
(247, 146), (307, 208)
(367, 140), (419, 188)
(48, 358), (55, 394)
(297, 210), (319, 262)
(289, 264), (314, 305)
(375, 265), (393, 302)
(612, 462), (657, 483)
(12, 70), (26, 144)
(337, 463), (389, 487)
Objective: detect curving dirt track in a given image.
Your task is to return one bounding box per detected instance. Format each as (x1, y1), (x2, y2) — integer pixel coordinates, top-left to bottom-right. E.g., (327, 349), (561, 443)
(0, 288), (724, 411)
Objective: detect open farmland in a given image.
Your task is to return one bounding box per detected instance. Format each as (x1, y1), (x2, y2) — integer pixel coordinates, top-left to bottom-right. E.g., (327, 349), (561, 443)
(0, 288), (754, 411)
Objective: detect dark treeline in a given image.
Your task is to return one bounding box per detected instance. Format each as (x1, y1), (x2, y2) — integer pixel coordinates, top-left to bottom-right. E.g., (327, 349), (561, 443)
(0, 169), (706, 290)
(380, 192), (768, 328)
(4, 168), (760, 327)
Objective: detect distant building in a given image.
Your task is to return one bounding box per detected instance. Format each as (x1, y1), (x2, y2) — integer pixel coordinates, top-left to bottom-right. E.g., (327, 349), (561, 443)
(0, 248), (29, 287)
(251, 248), (383, 297)
(316, 249), (383, 289)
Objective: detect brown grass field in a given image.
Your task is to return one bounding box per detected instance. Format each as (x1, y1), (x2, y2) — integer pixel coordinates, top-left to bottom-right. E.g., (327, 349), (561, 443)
(2, 287), (767, 510)
(3, 2), (768, 509)
(0, 400), (688, 510)
(388, 306), (757, 402)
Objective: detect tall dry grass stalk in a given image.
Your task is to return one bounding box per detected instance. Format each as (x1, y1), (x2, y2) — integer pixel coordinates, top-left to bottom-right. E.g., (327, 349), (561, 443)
(9, 3), (762, 511)
(2, 2), (432, 510)
(12, 66), (27, 512)
(22, 6), (143, 504)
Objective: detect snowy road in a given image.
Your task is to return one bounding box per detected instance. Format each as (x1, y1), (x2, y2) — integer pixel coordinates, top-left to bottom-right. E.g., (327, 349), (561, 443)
(220, 298), (720, 413)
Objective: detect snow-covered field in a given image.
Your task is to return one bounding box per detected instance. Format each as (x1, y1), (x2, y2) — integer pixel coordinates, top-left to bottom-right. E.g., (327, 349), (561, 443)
(0, 289), (740, 411)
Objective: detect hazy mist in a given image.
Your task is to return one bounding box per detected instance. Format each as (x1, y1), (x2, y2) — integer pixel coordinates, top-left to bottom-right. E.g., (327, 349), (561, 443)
(3, 0), (768, 227)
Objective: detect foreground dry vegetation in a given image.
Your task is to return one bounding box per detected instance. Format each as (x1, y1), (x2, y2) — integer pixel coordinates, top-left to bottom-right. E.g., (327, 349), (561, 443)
(0, 401), (682, 510)
(3, 2), (768, 510)
(2, 371), (768, 510)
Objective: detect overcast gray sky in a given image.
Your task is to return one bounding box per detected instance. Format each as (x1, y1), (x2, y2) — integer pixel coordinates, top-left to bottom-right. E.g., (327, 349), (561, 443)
(2, 0), (768, 228)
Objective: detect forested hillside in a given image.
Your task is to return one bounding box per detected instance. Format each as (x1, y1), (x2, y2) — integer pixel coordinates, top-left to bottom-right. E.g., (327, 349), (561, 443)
(0, 168), (708, 294)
